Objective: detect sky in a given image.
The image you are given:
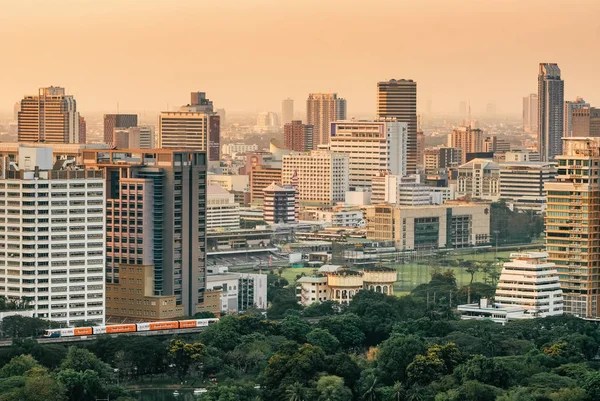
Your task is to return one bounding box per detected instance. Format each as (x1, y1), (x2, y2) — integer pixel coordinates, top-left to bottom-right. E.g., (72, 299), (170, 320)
(1, 0), (599, 117)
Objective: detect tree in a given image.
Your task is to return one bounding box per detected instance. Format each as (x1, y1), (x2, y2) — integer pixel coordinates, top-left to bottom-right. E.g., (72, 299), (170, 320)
(286, 382), (310, 401)
(357, 368), (382, 401)
(303, 301), (339, 317)
(316, 375), (352, 401)
(193, 311), (216, 319)
(376, 335), (425, 384)
(60, 347), (112, 380)
(0, 355), (41, 378)
(268, 288), (301, 319)
(318, 313), (365, 349)
(454, 355), (513, 389)
(306, 329), (340, 354)
(200, 315), (243, 352)
(21, 373), (67, 401)
(168, 338), (206, 382)
(280, 315), (311, 343)
(56, 369), (104, 401)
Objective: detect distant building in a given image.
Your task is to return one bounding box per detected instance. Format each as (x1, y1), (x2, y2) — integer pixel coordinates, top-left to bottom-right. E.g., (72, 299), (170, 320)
(255, 112), (280, 133)
(206, 271), (267, 312)
(282, 98), (294, 126)
(504, 150), (540, 162)
(263, 182), (298, 224)
(448, 126), (483, 163)
(304, 208), (365, 228)
(222, 143), (258, 155)
(103, 114), (138, 147)
(564, 97), (589, 137)
(18, 86), (80, 144)
(571, 106), (600, 137)
(208, 173), (249, 192)
(424, 147), (463, 173)
(523, 94), (538, 133)
(284, 121), (313, 152)
(249, 166), (282, 204)
(114, 126), (154, 149)
(500, 161), (557, 213)
(538, 63), (564, 161)
(416, 131), (425, 168)
(371, 174), (433, 206)
(306, 93), (347, 147)
(78, 116), (86, 144)
(207, 185), (240, 230)
(456, 158), (500, 201)
(216, 108), (227, 126)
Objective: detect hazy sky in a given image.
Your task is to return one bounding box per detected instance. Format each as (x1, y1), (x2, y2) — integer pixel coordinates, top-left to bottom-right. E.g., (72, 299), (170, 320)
(1, 0), (599, 117)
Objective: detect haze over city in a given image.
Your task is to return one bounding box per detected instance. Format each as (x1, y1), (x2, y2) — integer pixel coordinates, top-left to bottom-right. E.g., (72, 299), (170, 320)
(2, 0), (600, 116)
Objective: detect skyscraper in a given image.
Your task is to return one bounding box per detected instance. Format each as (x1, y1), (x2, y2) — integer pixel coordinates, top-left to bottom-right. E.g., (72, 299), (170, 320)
(306, 93), (347, 148)
(158, 92), (221, 162)
(18, 86), (79, 144)
(103, 114), (138, 147)
(282, 98), (294, 126)
(377, 79), (418, 174)
(79, 116), (87, 144)
(284, 121), (313, 152)
(538, 63), (564, 161)
(523, 94), (538, 133)
(564, 97), (589, 137)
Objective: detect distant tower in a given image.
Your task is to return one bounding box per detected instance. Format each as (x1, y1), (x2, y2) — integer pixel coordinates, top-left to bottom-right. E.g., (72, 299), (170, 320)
(523, 94), (538, 133)
(282, 98), (294, 126)
(306, 93), (347, 147)
(538, 63), (564, 161)
(78, 116), (87, 144)
(564, 97), (589, 137)
(103, 114), (138, 147)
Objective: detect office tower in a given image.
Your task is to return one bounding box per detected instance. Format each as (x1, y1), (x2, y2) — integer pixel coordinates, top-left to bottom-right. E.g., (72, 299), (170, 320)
(545, 137), (600, 318)
(571, 106), (600, 138)
(103, 114), (138, 147)
(249, 166), (282, 204)
(78, 116), (87, 144)
(216, 108), (227, 126)
(329, 120), (407, 188)
(306, 93), (347, 147)
(114, 126), (155, 149)
(447, 126), (484, 163)
(523, 94), (539, 133)
(282, 151), (349, 205)
(564, 97), (589, 137)
(158, 92), (220, 162)
(82, 149), (207, 317)
(499, 161), (556, 212)
(284, 121), (314, 152)
(538, 63), (564, 161)
(377, 79), (418, 174)
(0, 147), (105, 325)
(263, 183), (298, 224)
(483, 136), (497, 152)
(282, 98), (294, 126)
(18, 86), (79, 144)
(207, 185), (240, 230)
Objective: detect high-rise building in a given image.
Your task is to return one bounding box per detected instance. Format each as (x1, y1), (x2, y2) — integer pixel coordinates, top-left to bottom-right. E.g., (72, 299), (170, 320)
(82, 149), (208, 317)
(563, 97), (589, 137)
(13, 102), (20, 122)
(284, 121), (313, 152)
(456, 158), (500, 201)
(306, 93), (347, 148)
(103, 114), (138, 147)
(207, 185), (240, 230)
(158, 92), (220, 162)
(282, 98), (294, 126)
(255, 112), (280, 133)
(78, 116), (87, 144)
(571, 106), (600, 137)
(523, 94), (538, 134)
(538, 63), (565, 161)
(377, 79), (418, 173)
(249, 166), (282, 204)
(282, 151), (349, 205)
(18, 87), (80, 144)
(263, 183), (298, 224)
(416, 131), (425, 168)
(216, 108), (227, 126)
(0, 146), (106, 325)
(329, 120), (407, 188)
(114, 126), (155, 149)
(448, 126), (483, 163)
(545, 137), (600, 318)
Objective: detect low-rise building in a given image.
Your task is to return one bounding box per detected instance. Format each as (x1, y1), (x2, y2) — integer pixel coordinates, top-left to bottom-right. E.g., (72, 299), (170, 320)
(371, 174), (432, 206)
(206, 271), (267, 313)
(456, 158), (500, 200)
(263, 182), (298, 224)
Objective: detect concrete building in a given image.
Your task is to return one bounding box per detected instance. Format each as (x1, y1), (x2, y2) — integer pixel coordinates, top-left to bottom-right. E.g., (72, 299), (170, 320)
(78, 116), (86, 144)
(448, 126), (484, 164)
(416, 131), (425, 168)
(545, 137), (600, 318)
(571, 106), (600, 137)
(424, 147), (462, 173)
(371, 174), (432, 206)
(207, 185), (240, 230)
(206, 271), (267, 313)
(114, 126), (155, 149)
(263, 182), (298, 224)
(538, 63), (565, 161)
(0, 147), (105, 325)
(504, 150), (540, 162)
(282, 151), (349, 205)
(377, 79), (418, 174)
(366, 202), (490, 250)
(103, 114), (138, 147)
(222, 143), (258, 155)
(208, 173), (249, 193)
(255, 112), (280, 133)
(18, 87), (80, 144)
(307, 209), (365, 228)
(499, 162), (557, 212)
(564, 97), (589, 137)
(456, 158), (500, 200)
(284, 121), (314, 152)
(329, 120), (408, 188)
(82, 149), (207, 317)
(345, 188), (372, 206)
(523, 94), (538, 134)
(282, 98), (294, 126)
(306, 93), (347, 147)
(158, 92), (220, 162)
(249, 166), (282, 204)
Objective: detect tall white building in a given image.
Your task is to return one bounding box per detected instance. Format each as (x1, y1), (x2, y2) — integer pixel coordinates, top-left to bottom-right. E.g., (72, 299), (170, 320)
(494, 252), (563, 316)
(282, 151), (349, 205)
(329, 120), (407, 188)
(0, 147), (105, 326)
(207, 185), (240, 230)
(255, 112), (280, 133)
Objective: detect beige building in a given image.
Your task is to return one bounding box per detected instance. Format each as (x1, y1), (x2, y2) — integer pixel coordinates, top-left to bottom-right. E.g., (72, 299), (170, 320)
(249, 166), (282, 204)
(448, 126), (484, 163)
(545, 137), (600, 318)
(282, 151), (349, 205)
(571, 107), (600, 138)
(456, 158), (500, 201)
(207, 185), (240, 230)
(114, 126), (155, 149)
(366, 203), (491, 250)
(306, 93), (347, 147)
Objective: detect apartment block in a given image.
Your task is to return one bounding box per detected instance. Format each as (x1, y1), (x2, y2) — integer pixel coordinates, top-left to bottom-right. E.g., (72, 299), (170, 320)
(114, 126), (155, 149)
(284, 121), (313, 152)
(448, 126), (483, 164)
(103, 114), (138, 147)
(207, 185), (240, 230)
(249, 166), (282, 204)
(306, 93), (347, 147)
(263, 183), (298, 224)
(371, 174), (432, 206)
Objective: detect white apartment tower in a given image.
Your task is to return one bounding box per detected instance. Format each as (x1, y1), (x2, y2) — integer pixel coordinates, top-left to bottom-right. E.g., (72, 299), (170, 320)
(0, 147), (105, 325)
(282, 151), (349, 205)
(329, 120), (408, 188)
(494, 252), (563, 316)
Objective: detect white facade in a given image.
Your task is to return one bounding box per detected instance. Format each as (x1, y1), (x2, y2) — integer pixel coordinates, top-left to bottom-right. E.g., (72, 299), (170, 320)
(504, 150), (541, 162)
(344, 188), (372, 206)
(207, 185), (240, 230)
(329, 120), (408, 188)
(456, 158), (500, 200)
(371, 174), (432, 206)
(495, 252), (563, 316)
(296, 276), (329, 306)
(206, 274), (239, 312)
(499, 162), (557, 208)
(282, 151), (349, 205)
(206, 272), (268, 313)
(208, 174), (249, 192)
(312, 210), (365, 228)
(222, 143), (259, 155)
(0, 151), (105, 326)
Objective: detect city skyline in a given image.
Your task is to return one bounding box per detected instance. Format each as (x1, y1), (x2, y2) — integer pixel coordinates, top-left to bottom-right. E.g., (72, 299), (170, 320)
(1, 0), (599, 116)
